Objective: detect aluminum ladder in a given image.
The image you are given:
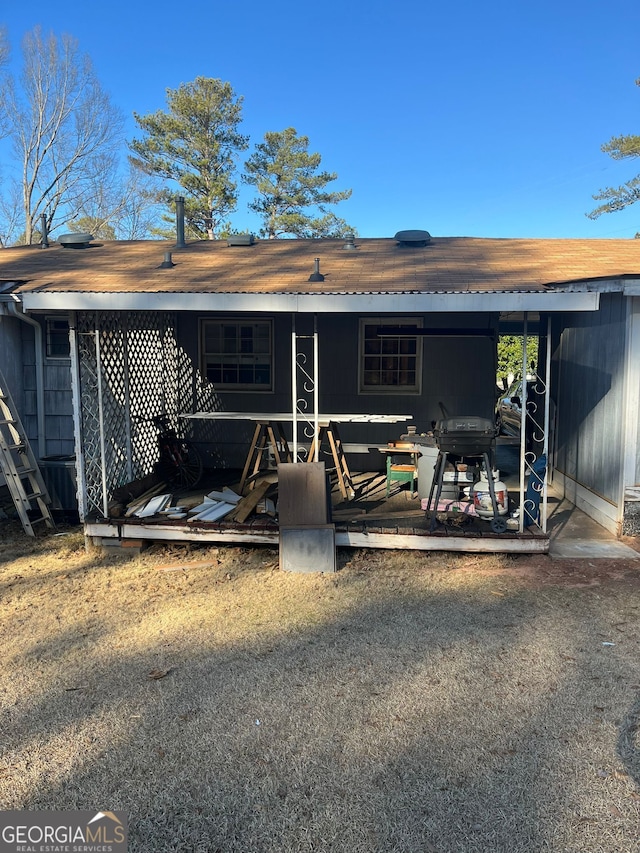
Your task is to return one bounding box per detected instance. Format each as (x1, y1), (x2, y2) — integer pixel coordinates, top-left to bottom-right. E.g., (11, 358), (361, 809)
(0, 370), (55, 536)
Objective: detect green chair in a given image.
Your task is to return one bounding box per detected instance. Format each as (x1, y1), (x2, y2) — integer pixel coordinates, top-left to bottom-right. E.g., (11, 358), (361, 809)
(386, 454), (417, 497)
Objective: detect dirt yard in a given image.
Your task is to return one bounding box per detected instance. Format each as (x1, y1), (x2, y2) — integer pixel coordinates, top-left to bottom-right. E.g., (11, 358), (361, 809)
(2, 522), (640, 852)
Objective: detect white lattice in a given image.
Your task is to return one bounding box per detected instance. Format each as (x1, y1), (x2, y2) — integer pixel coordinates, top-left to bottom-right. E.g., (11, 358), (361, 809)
(77, 312), (179, 515)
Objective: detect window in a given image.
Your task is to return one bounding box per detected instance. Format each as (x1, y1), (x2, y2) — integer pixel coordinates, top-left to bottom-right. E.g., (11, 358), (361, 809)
(45, 317), (70, 359)
(359, 318), (422, 393)
(201, 319), (273, 391)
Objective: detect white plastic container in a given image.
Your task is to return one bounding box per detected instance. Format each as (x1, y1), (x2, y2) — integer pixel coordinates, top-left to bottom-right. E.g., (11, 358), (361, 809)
(472, 469), (509, 518)
(417, 445), (440, 500)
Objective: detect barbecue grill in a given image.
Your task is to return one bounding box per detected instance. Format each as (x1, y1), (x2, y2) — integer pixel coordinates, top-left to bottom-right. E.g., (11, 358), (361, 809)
(433, 416), (497, 456)
(427, 415), (506, 533)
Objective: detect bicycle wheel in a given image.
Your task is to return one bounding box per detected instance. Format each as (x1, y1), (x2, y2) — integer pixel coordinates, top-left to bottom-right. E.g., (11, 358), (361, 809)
(157, 441), (203, 490)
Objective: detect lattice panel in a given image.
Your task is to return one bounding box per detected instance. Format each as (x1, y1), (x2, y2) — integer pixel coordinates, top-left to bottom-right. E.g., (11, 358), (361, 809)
(76, 311), (179, 516)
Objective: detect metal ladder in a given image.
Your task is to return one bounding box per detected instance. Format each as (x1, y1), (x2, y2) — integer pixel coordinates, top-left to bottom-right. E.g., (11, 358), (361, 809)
(0, 370), (55, 536)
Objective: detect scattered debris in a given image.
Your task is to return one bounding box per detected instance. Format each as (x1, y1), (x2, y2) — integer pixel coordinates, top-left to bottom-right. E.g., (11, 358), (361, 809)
(227, 480), (274, 524)
(112, 475), (276, 525)
(155, 560), (215, 572)
(134, 494), (172, 518)
(123, 483), (171, 517)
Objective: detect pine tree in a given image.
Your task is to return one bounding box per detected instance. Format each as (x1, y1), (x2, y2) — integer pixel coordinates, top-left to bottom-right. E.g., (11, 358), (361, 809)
(588, 77), (640, 222)
(130, 77), (248, 240)
(243, 128), (354, 238)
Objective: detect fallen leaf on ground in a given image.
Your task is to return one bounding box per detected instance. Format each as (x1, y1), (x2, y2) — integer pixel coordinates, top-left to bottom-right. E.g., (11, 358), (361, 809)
(148, 668), (172, 680)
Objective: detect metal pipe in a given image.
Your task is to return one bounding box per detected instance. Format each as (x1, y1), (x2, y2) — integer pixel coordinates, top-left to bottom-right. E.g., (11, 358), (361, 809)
(40, 214), (49, 248)
(6, 300), (46, 457)
(175, 197), (186, 248)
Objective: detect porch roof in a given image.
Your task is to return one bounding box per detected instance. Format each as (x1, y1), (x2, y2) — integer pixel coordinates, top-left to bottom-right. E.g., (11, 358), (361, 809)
(3, 235), (639, 312)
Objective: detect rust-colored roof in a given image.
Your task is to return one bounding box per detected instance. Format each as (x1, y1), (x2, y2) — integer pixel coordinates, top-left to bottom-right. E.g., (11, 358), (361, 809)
(2, 236), (640, 295)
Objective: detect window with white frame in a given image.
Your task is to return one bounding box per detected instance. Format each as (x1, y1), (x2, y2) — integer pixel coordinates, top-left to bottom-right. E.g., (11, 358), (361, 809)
(201, 319), (273, 391)
(359, 318), (422, 393)
(45, 317), (71, 359)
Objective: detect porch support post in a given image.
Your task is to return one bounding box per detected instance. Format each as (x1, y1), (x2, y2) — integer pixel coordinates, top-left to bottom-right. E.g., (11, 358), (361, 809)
(68, 313), (87, 521)
(313, 314), (319, 452)
(291, 315), (319, 463)
(291, 315), (298, 463)
(95, 326), (109, 519)
(518, 314), (528, 532)
(541, 314), (552, 533)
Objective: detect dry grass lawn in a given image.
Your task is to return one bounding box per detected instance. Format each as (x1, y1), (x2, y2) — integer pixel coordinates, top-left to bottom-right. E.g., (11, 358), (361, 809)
(2, 521), (640, 852)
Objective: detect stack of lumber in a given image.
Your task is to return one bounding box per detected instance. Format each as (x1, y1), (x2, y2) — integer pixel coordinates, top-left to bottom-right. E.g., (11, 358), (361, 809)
(112, 475), (277, 523)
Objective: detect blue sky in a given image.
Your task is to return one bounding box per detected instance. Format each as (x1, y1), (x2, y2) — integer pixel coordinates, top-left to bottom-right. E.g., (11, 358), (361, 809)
(2, 0), (640, 238)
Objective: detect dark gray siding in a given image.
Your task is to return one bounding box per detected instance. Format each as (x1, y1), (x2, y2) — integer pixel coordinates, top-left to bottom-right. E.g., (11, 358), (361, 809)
(0, 314), (74, 458)
(555, 293), (627, 504)
(0, 315), (25, 413)
(178, 311), (498, 469)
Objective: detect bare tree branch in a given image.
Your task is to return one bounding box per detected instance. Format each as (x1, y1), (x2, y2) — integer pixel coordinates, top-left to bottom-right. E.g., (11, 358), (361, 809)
(0, 27), (124, 244)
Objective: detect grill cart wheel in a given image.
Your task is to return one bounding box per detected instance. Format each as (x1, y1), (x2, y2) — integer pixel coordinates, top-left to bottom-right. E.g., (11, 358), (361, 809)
(490, 516), (507, 534)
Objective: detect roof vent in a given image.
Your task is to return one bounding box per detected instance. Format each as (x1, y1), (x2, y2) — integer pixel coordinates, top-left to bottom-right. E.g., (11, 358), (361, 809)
(343, 233), (357, 250)
(227, 234), (255, 247)
(159, 251), (175, 269)
(394, 229), (431, 247)
(58, 232), (94, 249)
(308, 258), (325, 282)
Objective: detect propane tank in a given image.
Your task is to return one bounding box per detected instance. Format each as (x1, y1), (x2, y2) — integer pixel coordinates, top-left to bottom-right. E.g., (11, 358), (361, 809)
(473, 468), (509, 518)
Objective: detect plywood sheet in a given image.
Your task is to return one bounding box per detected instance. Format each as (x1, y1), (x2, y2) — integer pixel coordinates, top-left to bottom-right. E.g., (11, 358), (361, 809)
(277, 462), (329, 526)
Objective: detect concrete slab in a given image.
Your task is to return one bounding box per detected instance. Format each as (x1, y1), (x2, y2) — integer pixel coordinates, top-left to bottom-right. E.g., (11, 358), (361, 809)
(549, 539), (640, 560)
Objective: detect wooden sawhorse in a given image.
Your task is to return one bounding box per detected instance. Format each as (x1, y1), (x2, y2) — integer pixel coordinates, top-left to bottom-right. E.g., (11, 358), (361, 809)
(307, 421), (355, 501)
(239, 421), (292, 493)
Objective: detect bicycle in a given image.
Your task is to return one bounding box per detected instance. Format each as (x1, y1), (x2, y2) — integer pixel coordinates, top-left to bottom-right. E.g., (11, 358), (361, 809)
(137, 415), (204, 490)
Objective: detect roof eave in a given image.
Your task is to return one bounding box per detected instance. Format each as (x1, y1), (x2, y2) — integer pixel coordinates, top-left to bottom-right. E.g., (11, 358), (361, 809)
(17, 290), (601, 313)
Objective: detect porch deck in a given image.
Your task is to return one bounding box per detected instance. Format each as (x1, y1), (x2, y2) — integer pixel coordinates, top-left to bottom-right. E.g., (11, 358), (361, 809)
(85, 467), (549, 554)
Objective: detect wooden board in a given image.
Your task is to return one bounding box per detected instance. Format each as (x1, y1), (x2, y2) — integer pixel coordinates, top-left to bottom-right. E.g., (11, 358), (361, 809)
(227, 480), (273, 523)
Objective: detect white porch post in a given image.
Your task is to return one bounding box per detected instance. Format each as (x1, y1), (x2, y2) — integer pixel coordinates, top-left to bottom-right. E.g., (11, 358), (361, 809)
(518, 314), (528, 532)
(95, 326), (109, 519)
(68, 313), (87, 522)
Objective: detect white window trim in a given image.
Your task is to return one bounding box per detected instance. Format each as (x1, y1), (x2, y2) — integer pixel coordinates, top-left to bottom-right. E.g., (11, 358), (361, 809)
(199, 317), (274, 393)
(358, 317), (423, 395)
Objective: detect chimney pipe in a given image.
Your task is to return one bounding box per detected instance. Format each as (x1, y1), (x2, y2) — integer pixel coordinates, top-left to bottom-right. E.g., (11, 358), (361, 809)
(175, 196), (186, 248)
(40, 214), (49, 248)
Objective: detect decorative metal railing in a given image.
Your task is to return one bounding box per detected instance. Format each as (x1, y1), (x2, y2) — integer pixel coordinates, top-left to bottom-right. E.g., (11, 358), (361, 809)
(291, 317), (319, 464)
(518, 315), (551, 533)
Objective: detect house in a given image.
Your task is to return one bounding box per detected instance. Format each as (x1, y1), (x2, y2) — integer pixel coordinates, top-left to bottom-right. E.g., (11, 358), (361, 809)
(1, 228), (639, 549)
